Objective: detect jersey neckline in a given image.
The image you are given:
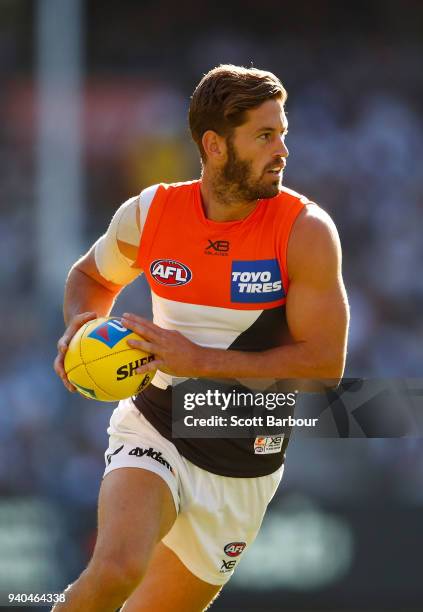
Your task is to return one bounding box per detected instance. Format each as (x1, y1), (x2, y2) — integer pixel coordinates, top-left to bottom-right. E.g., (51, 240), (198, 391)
(193, 180), (266, 233)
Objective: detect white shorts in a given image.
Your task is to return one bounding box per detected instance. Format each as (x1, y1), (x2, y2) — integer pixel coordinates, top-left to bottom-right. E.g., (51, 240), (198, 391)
(103, 398), (284, 585)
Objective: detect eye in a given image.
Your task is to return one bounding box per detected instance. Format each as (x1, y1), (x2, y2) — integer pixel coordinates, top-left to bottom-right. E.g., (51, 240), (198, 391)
(258, 133), (271, 141)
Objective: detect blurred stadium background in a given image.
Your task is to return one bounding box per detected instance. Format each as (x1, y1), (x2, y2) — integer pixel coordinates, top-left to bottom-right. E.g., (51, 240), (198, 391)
(1, 0), (423, 610)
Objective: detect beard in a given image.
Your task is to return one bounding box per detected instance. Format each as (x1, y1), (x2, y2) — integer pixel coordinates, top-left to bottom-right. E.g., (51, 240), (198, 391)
(212, 137), (283, 205)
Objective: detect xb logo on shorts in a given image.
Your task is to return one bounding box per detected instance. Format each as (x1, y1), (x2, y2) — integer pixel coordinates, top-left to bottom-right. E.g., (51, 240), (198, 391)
(220, 541), (246, 573)
(231, 259), (285, 303)
(88, 319), (132, 348)
(150, 259), (192, 286)
(220, 559), (237, 573)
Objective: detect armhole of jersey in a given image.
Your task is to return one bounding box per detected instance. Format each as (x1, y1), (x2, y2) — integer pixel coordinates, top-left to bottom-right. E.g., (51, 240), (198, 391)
(280, 198), (307, 293)
(139, 184), (161, 235)
(135, 183), (167, 269)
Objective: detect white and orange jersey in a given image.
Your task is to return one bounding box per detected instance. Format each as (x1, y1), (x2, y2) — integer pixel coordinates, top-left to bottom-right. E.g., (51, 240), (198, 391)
(95, 180), (307, 389)
(95, 180), (309, 477)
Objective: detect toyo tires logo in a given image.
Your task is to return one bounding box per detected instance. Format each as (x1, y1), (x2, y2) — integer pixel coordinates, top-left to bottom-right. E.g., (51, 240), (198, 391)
(231, 259), (284, 303)
(150, 259), (192, 286)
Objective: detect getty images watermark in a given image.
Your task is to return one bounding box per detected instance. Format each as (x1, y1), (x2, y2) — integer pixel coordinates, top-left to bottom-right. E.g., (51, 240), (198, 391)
(172, 379), (313, 439)
(182, 388), (317, 429)
(171, 378), (423, 439)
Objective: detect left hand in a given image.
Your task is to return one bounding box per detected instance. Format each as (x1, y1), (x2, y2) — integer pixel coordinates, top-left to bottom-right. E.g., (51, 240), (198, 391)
(121, 312), (205, 377)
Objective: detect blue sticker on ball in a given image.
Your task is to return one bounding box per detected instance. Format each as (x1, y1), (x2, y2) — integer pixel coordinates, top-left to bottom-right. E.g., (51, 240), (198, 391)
(88, 319), (132, 348)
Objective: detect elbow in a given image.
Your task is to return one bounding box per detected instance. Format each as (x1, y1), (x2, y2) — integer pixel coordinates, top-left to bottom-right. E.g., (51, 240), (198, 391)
(317, 354), (346, 389)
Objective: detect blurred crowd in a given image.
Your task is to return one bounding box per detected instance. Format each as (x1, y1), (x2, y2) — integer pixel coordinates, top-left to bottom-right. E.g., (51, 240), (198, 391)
(0, 1), (422, 606)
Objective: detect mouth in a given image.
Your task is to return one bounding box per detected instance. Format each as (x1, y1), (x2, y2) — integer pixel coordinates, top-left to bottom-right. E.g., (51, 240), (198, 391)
(265, 163), (285, 175)
(266, 167), (284, 176)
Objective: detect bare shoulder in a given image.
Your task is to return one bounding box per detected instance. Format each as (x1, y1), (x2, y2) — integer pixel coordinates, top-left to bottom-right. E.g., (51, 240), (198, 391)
(287, 202), (342, 282)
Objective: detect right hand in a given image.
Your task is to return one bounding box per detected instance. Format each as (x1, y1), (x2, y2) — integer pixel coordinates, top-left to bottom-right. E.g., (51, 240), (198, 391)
(54, 312), (97, 392)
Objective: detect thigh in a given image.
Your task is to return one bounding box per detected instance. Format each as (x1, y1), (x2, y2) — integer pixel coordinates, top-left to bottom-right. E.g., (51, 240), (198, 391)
(91, 468), (177, 567)
(121, 542), (222, 612)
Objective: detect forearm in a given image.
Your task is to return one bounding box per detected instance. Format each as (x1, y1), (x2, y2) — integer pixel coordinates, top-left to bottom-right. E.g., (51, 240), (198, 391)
(197, 341), (345, 382)
(121, 313), (346, 386)
(63, 267), (119, 325)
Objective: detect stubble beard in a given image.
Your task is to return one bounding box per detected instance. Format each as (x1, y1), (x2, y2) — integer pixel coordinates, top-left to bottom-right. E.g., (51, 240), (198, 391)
(211, 138), (282, 206)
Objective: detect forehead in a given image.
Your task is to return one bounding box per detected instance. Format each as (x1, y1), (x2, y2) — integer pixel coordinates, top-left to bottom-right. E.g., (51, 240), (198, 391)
(241, 98), (287, 132)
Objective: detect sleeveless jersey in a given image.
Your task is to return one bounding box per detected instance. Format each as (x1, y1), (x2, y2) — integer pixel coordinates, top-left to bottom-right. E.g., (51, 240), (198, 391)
(131, 180), (306, 477)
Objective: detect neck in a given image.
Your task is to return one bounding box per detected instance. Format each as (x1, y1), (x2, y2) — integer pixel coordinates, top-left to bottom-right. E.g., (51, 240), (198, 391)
(200, 171), (258, 222)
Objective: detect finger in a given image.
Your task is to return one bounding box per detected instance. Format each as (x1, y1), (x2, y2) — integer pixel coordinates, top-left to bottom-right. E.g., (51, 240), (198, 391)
(63, 378), (76, 392)
(54, 353), (65, 377)
(121, 312), (147, 324)
(53, 354), (68, 380)
(121, 317), (161, 342)
(68, 311), (97, 332)
(60, 369), (76, 392)
(126, 338), (156, 354)
(76, 311), (97, 323)
(57, 332), (74, 357)
(57, 337), (69, 354)
(122, 313), (163, 334)
(53, 356), (76, 392)
(55, 312), (97, 394)
(58, 312), (97, 352)
(68, 311), (97, 335)
(135, 359), (164, 375)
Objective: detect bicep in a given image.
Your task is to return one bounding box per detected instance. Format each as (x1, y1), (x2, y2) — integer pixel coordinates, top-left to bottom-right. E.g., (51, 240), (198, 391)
(286, 273), (349, 352)
(286, 206), (349, 370)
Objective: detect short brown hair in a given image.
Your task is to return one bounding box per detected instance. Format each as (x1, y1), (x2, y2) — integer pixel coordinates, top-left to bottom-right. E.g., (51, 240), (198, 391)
(189, 64), (287, 162)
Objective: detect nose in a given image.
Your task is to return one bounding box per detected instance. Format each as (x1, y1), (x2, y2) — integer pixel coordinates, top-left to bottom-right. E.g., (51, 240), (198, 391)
(274, 135), (289, 158)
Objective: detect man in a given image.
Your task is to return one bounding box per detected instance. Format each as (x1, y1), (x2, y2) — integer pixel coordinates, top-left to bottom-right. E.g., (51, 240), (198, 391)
(54, 64), (349, 611)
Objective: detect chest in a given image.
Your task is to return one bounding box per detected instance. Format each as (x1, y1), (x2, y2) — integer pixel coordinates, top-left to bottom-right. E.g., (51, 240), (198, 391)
(141, 221), (287, 310)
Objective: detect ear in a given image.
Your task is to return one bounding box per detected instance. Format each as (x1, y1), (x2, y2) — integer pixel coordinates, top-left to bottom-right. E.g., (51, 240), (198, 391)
(202, 130), (226, 161)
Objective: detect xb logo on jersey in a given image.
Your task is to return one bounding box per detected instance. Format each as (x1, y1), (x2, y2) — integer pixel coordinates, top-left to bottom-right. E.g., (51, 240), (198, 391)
(150, 259), (192, 286)
(205, 239), (230, 256)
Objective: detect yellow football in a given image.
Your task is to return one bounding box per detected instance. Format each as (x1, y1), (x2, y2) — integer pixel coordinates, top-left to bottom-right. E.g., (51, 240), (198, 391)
(64, 317), (155, 401)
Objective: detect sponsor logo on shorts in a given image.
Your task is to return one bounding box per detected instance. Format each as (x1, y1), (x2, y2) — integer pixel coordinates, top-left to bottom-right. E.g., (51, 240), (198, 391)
(205, 239), (230, 256)
(231, 259), (285, 303)
(106, 444), (124, 465)
(150, 259), (192, 286)
(224, 542), (246, 557)
(88, 319), (132, 348)
(220, 559), (237, 573)
(128, 446), (174, 474)
(254, 435), (284, 454)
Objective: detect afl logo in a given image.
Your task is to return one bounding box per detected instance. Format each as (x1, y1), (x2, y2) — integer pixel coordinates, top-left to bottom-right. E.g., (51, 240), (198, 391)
(224, 542), (246, 557)
(150, 259), (192, 286)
